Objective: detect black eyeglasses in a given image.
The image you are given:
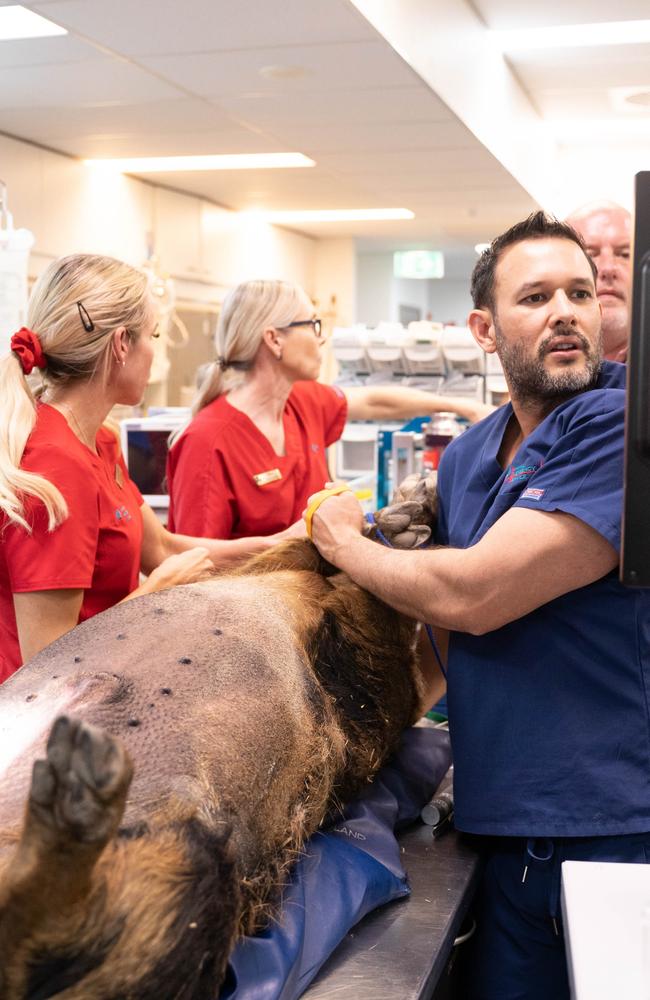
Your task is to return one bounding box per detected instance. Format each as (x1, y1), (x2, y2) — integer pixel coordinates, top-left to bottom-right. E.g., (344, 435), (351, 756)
(283, 318), (323, 338)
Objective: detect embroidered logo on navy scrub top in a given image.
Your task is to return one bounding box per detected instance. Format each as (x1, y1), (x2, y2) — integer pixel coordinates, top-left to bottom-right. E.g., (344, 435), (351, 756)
(505, 461), (542, 484)
(115, 505), (132, 524)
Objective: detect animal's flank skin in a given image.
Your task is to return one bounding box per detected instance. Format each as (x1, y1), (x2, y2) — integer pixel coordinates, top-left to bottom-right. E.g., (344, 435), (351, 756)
(0, 538), (425, 999)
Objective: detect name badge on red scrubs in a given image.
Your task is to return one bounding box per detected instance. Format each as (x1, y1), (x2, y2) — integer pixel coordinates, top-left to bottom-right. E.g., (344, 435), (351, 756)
(253, 468), (282, 487)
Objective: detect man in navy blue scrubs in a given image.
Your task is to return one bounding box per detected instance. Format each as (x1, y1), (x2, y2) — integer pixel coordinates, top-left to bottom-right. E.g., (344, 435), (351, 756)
(306, 212), (650, 999)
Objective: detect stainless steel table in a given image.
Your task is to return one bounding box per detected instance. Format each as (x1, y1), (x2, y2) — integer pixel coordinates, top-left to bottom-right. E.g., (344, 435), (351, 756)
(305, 823), (480, 999)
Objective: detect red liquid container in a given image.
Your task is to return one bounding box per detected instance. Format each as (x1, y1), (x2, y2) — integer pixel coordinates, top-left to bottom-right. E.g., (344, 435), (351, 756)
(421, 413), (461, 472)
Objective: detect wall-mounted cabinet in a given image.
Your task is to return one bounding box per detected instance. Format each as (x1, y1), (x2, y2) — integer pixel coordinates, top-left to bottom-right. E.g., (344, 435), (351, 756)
(153, 187), (203, 281)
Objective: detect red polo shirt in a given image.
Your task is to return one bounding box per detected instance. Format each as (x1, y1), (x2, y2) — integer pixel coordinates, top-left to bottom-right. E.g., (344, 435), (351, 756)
(0, 404), (143, 682)
(167, 380), (347, 538)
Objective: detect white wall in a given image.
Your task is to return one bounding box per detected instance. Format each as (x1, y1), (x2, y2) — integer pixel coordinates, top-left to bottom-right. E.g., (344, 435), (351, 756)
(313, 238), (356, 328)
(355, 253), (393, 327)
(427, 279), (473, 327)
(394, 276), (429, 322)
(356, 250), (474, 327)
(0, 132), (315, 301)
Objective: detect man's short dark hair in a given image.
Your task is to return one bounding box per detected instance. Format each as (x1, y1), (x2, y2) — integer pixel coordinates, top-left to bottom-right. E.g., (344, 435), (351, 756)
(470, 211), (599, 311)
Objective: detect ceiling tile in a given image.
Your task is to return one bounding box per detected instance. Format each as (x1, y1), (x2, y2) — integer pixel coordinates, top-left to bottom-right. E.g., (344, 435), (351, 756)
(61, 128), (287, 159)
(0, 57), (183, 108)
(348, 168), (520, 192)
(315, 147), (507, 175)
(0, 34), (102, 68)
(31, 0), (377, 55)
(271, 120), (479, 155)
(0, 99), (237, 140)
(5, 0), (547, 247)
(217, 87), (454, 127)
(138, 41), (418, 98)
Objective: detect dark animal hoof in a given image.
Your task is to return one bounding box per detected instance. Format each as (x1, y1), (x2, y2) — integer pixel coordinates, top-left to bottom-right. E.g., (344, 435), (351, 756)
(29, 715), (133, 845)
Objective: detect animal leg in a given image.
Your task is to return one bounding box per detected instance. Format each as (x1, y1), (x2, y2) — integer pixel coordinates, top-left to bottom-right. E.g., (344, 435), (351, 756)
(0, 716), (132, 983)
(369, 472), (438, 549)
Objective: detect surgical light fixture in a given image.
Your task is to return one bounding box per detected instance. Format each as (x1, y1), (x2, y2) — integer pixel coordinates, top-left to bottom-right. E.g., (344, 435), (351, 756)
(0, 5), (66, 39)
(84, 153), (315, 172)
(246, 209), (414, 223)
(491, 19), (650, 51)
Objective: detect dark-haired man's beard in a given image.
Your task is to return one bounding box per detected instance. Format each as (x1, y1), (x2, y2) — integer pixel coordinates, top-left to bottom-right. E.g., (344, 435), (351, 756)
(495, 322), (602, 406)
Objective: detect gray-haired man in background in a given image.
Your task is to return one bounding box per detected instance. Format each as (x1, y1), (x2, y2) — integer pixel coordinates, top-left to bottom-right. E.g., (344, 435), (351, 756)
(566, 201), (632, 363)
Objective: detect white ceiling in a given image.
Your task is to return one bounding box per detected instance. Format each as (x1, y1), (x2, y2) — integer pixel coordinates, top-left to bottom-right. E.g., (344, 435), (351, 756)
(0, 0), (648, 249)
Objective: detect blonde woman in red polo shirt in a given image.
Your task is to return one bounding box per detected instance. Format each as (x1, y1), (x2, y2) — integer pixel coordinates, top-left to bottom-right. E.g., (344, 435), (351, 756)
(0, 256), (298, 683)
(167, 279), (493, 540)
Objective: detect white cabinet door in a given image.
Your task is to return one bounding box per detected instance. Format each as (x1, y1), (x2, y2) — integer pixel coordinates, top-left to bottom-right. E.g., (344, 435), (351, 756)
(154, 187), (202, 280)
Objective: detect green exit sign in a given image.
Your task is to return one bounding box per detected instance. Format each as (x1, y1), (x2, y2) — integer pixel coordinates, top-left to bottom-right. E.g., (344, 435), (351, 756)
(393, 250), (445, 279)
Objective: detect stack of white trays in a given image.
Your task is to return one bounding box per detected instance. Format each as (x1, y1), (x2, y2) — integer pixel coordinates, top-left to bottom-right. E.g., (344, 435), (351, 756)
(441, 373), (484, 401)
(403, 321), (446, 375)
(485, 351), (508, 402)
(366, 322), (407, 375)
(442, 325), (485, 376)
(331, 326), (371, 375)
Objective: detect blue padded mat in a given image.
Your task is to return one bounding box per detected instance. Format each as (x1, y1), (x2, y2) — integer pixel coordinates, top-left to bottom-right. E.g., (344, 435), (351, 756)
(221, 725), (451, 1000)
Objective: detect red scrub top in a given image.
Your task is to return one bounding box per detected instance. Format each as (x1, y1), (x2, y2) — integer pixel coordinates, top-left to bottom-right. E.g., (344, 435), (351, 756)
(0, 404), (143, 682)
(167, 380), (347, 538)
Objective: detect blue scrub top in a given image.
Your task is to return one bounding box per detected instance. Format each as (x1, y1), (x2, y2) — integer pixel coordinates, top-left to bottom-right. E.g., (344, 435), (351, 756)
(437, 362), (650, 837)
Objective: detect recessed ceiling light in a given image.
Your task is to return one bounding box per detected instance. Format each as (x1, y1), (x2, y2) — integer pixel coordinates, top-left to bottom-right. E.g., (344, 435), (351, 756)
(247, 208), (415, 223)
(0, 4), (66, 40)
(491, 19), (650, 51)
(474, 243), (490, 254)
(624, 90), (650, 108)
(84, 153), (316, 172)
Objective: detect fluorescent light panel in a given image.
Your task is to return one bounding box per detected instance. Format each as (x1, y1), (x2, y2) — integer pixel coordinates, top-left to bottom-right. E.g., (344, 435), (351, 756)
(0, 5), (66, 40)
(85, 153), (315, 172)
(491, 19), (650, 51)
(251, 208), (415, 223)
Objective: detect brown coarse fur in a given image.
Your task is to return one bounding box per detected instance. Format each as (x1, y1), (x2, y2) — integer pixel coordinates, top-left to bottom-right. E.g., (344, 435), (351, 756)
(0, 538), (425, 1000)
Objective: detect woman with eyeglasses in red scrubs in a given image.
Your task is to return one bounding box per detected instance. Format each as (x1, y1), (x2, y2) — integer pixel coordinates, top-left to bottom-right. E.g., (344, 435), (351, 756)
(167, 279), (493, 542)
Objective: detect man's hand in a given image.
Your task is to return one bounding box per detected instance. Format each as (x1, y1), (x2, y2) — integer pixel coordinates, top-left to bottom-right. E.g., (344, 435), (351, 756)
(305, 486), (365, 565)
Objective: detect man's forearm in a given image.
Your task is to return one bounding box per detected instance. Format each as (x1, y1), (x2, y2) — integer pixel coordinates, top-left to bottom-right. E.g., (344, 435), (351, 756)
(345, 386), (494, 423)
(330, 532), (474, 630)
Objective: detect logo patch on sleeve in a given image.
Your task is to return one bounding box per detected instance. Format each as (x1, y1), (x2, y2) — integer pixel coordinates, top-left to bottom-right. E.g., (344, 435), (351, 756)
(521, 487), (545, 501)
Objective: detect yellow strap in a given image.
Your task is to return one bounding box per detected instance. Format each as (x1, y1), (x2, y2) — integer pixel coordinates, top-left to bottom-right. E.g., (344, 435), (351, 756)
(304, 484), (352, 539)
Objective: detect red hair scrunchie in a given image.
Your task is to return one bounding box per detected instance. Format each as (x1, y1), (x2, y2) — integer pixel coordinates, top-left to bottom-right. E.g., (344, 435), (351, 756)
(10, 327), (46, 375)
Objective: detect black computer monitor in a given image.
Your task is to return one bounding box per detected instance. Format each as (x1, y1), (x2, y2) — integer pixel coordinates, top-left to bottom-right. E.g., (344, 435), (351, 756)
(119, 414), (188, 509)
(621, 170), (650, 586)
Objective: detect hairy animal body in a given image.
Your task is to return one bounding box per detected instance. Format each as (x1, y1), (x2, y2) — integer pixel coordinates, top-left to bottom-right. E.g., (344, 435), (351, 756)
(0, 540), (426, 1000)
